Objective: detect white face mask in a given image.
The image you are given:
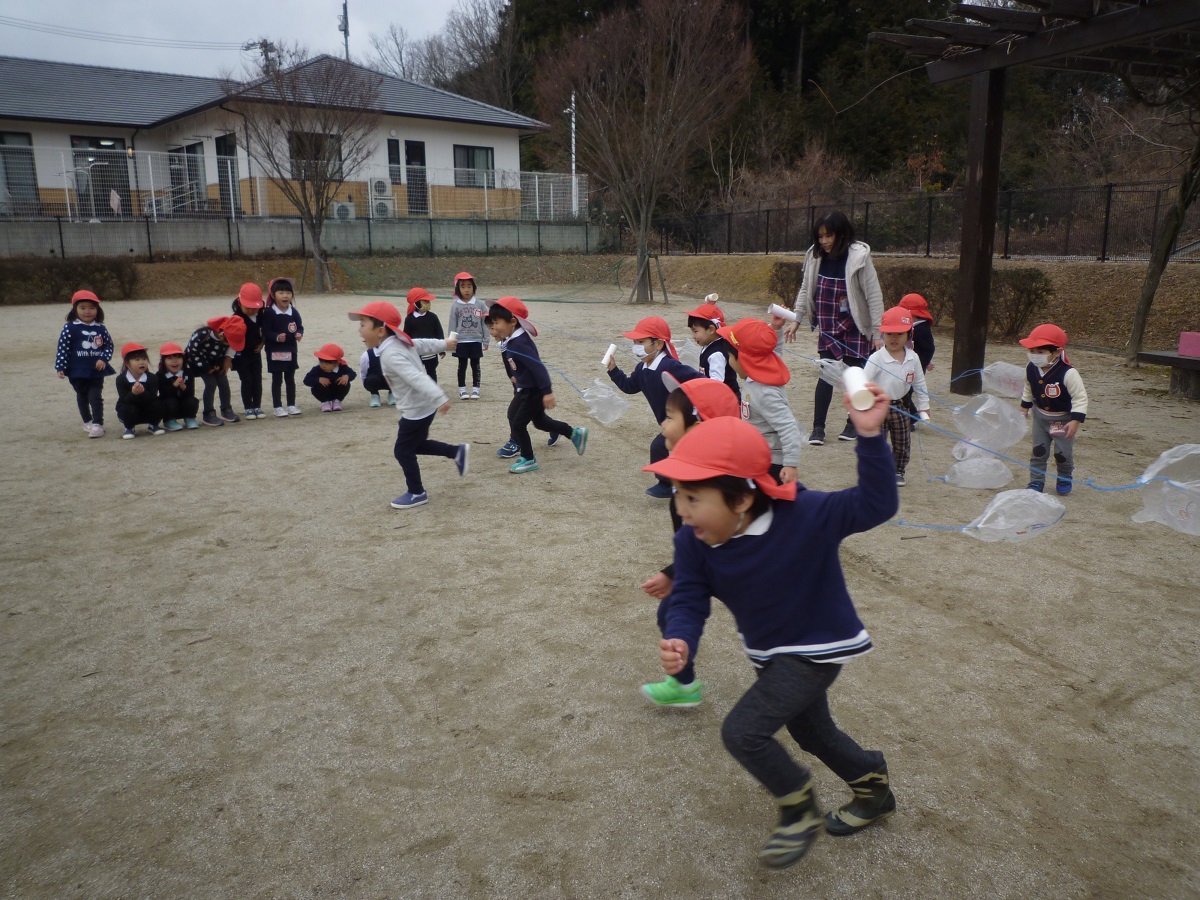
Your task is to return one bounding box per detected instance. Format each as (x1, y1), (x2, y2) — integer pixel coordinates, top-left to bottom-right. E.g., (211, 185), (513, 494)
(1027, 351), (1052, 367)
(631, 344), (648, 360)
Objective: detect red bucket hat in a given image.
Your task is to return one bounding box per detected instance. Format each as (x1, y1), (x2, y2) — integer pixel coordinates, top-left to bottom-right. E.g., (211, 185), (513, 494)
(898, 293), (933, 323)
(644, 417), (796, 501)
(237, 283), (264, 309)
(159, 342), (184, 356)
(662, 372), (739, 420)
(717, 319), (789, 386)
(623, 316), (679, 359)
(492, 296), (537, 336)
(348, 301), (412, 344)
(314, 343), (347, 364)
(878, 307), (914, 334)
(207, 315), (246, 352)
(120, 342), (147, 358)
(1019, 323), (1068, 349)
(406, 287), (436, 317)
(70, 290), (100, 305)
(685, 302), (726, 328)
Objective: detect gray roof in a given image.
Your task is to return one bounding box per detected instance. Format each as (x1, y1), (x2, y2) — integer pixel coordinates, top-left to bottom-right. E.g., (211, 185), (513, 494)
(0, 55), (544, 131)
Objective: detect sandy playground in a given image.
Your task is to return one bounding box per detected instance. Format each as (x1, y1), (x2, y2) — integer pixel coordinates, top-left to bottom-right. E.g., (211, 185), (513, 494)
(2, 282), (1198, 899)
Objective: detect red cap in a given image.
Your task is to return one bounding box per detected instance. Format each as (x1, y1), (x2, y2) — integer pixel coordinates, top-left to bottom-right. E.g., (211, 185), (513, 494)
(622, 316), (679, 360)
(237, 283), (264, 309)
(661, 373), (740, 421)
(406, 287), (436, 317)
(898, 292), (933, 323)
(120, 342), (147, 358)
(453, 272), (476, 297)
(492, 296), (537, 337)
(878, 307), (914, 334)
(314, 343), (347, 365)
(1019, 323), (1068, 349)
(159, 342), (184, 356)
(685, 302), (725, 328)
(716, 319), (789, 386)
(207, 315), (246, 352)
(70, 290), (100, 305)
(348, 301), (413, 345)
(644, 417), (796, 501)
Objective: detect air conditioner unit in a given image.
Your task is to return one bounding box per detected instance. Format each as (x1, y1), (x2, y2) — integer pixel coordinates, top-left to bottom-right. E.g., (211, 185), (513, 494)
(372, 197), (397, 219)
(370, 178), (392, 199)
(329, 200), (356, 220)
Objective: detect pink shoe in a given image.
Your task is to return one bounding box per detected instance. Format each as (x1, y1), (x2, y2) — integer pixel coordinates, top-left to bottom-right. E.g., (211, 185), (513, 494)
(88, 423), (104, 438)
(331, 400), (343, 411)
(320, 401), (333, 412)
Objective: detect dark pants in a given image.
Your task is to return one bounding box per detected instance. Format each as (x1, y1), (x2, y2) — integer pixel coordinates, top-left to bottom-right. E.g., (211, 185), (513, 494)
(161, 385), (199, 421)
(721, 655), (884, 798)
(813, 351), (865, 431)
(69, 377), (105, 425)
(116, 397), (162, 428)
(393, 413), (458, 495)
(234, 352), (263, 409)
(200, 371), (232, 415)
(422, 357), (439, 382)
(362, 372), (389, 395)
(650, 432), (669, 486)
(509, 389), (572, 460)
(309, 382), (352, 403)
(455, 343), (482, 388)
(271, 370), (297, 407)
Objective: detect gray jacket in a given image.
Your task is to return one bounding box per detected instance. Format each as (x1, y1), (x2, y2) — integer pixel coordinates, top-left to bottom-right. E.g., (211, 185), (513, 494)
(794, 241), (884, 342)
(743, 378), (803, 467)
(378, 333), (450, 419)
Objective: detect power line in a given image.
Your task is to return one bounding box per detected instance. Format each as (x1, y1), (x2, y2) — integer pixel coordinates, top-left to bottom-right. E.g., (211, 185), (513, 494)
(0, 14), (245, 50)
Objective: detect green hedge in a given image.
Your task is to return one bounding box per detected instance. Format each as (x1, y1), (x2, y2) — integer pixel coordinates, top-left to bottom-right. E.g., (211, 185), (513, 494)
(0, 257), (139, 306)
(768, 260), (1052, 340)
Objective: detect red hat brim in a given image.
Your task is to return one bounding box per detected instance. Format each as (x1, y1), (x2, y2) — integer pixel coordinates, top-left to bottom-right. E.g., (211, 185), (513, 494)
(644, 455), (796, 501)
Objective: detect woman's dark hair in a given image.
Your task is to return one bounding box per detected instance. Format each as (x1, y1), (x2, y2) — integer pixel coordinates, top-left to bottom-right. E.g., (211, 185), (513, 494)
(811, 210), (855, 260)
(665, 387), (700, 430)
(66, 300), (104, 323)
(484, 304), (515, 325)
(677, 474), (773, 518)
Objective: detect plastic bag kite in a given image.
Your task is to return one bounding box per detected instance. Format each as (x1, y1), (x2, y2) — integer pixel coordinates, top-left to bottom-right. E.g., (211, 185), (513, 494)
(964, 488), (1066, 542)
(981, 362), (1026, 399)
(582, 379), (631, 425)
(813, 357), (848, 389)
(1131, 444), (1200, 536)
(952, 394), (1027, 452)
(945, 458), (1014, 489)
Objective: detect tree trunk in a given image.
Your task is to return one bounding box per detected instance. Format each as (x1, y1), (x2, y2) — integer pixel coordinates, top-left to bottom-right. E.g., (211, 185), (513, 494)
(634, 222), (651, 304)
(303, 219), (332, 294)
(1125, 128), (1200, 362)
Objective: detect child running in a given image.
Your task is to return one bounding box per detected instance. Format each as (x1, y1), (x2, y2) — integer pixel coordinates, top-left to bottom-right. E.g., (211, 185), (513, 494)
(348, 300), (469, 509)
(484, 297), (588, 473)
(184, 316), (246, 426)
(114, 343), (166, 438)
(404, 287), (445, 381)
(446, 272), (489, 399)
(303, 344), (357, 411)
(263, 277), (303, 416)
(641, 375), (739, 708)
(157, 342), (199, 430)
(686, 296), (740, 400)
(1019, 323), (1088, 495)
(864, 307), (931, 486)
(55, 289), (115, 438)
(717, 318), (803, 484)
(649, 388), (899, 870)
(606, 316), (700, 498)
(230, 282), (266, 419)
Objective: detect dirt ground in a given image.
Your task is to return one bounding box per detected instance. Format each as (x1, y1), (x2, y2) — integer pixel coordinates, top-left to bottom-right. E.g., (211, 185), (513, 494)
(2, 284), (1197, 899)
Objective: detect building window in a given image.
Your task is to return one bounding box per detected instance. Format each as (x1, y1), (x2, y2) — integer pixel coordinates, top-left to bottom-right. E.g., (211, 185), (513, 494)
(387, 138), (403, 185)
(70, 135), (131, 219)
(288, 132), (344, 181)
(453, 144), (495, 189)
(0, 132), (38, 215)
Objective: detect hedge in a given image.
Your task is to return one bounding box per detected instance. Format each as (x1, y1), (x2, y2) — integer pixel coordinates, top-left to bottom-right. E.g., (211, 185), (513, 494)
(0, 257), (139, 306)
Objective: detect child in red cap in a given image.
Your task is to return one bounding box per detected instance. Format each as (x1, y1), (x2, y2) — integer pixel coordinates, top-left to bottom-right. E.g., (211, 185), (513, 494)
(1018, 323), (1088, 495)
(606, 315), (701, 498)
(230, 282), (266, 419)
(184, 315), (246, 426)
(897, 292), (935, 373)
(404, 287), (446, 382)
(864, 306), (931, 486)
(648, 386), (898, 870)
(263, 277), (304, 416)
(484, 297), (588, 473)
(717, 319), (803, 485)
(157, 342), (199, 430)
(114, 343), (166, 438)
(55, 289), (116, 438)
(685, 296), (740, 401)
(447, 272), (489, 399)
(349, 300), (469, 509)
(303, 344), (358, 411)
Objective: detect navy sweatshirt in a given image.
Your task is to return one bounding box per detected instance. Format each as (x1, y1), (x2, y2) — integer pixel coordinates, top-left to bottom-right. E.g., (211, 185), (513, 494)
(55, 321), (116, 379)
(404, 311), (445, 357)
(608, 355), (700, 423)
(302, 363), (357, 389)
(262, 305), (303, 373)
(500, 330), (552, 394)
(1021, 358), (1088, 422)
(230, 300), (264, 363)
(665, 433), (899, 667)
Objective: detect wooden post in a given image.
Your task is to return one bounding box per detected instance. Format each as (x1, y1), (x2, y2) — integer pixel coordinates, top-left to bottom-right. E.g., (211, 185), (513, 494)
(952, 69), (1006, 396)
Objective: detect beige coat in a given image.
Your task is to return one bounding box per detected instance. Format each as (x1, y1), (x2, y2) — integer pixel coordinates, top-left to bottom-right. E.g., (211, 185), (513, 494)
(793, 241), (884, 343)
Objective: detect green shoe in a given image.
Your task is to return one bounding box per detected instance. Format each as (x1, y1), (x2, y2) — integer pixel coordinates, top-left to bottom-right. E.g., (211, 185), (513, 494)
(640, 675), (703, 708)
(760, 780), (822, 869)
(824, 765), (896, 836)
(509, 457), (539, 474)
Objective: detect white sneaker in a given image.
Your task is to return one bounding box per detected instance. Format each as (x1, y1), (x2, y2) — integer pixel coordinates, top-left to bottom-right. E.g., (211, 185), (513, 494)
(287, 405), (302, 416)
(273, 407), (288, 418)
(459, 388), (468, 399)
(470, 386), (480, 400)
(320, 401), (333, 412)
(88, 423), (104, 438)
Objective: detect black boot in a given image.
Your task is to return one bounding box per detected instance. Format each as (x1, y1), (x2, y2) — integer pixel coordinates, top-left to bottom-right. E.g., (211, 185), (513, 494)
(824, 765), (896, 836)
(759, 779), (822, 869)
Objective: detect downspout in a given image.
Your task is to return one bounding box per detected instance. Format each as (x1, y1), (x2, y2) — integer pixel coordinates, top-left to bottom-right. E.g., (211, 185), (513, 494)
(129, 128), (142, 216)
(219, 103), (256, 216)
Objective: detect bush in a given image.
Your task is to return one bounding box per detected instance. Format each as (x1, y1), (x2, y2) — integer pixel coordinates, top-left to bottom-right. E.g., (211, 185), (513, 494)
(768, 261), (804, 307)
(0, 257), (139, 306)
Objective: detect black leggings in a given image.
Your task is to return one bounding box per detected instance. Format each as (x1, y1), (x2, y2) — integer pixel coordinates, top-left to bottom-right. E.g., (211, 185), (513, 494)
(271, 370), (296, 407)
(201, 371), (232, 415)
(69, 377), (105, 424)
(235, 353), (263, 409)
(457, 356), (481, 388)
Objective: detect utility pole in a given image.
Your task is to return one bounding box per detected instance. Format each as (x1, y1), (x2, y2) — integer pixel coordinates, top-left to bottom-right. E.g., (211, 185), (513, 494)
(564, 91), (577, 217)
(338, 1), (350, 60)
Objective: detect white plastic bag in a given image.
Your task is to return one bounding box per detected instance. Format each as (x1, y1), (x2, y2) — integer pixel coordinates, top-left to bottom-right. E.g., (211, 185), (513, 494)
(965, 489), (1066, 542)
(944, 458), (1014, 489)
(952, 394), (1027, 452)
(812, 357), (847, 389)
(951, 440), (992, 462)
(1131, 444), (1200, 536)
(981, 361), (1027, 399)
(676, 339), (702, 370)
(582, 379), (631, 425)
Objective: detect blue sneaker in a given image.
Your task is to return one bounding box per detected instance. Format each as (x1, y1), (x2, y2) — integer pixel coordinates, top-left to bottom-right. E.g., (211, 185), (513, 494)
(121, 427), (136, 440)
(1056, 478), (1072, 495)
(391, 491), (429, 509)
(496, 440), (520, 458)
(571, 426), (589, 456)
(147, 423), (167, 436)
(547, 432), (560, 446)
(455, 443), (470, 477)
(645, 482), (673, 499)
(1026, 481), (1044, 493)
(509, 457), (539, 474)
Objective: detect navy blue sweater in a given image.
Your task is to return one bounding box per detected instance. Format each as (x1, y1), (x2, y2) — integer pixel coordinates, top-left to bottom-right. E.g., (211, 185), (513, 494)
(262, 306), (303, 373)
(666, 433), (899, 667)
(302, 363), (357, 389)
(501, 330), (552, 394)
(55, 321), (116, 379)
(608, 356), (700, 423)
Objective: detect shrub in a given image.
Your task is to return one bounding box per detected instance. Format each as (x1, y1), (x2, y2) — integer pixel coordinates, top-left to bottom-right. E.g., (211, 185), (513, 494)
(0, 257), (139, 306)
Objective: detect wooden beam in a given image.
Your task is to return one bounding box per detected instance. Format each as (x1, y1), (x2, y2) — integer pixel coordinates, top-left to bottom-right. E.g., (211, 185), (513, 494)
(1034, 56), (1183, 79)
(869, 32), (954, 56)
(952, 4), (1047, 31)
(926, 0), (1200, 82)
(906, 18), (1002, 46)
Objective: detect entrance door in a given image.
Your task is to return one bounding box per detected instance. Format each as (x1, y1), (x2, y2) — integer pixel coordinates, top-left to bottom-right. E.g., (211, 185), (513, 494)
(215, 133), (240, 216)
(70, 136), (131, 219)
(405, 140), (428, 215)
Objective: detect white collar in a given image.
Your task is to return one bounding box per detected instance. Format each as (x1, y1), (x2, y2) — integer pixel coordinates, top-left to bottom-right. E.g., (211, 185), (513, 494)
(645, 352), (667, 371)
(412, 310), (426, 317)
(125, 371), (148, 383)
(500, 326), (525, 348)
(272, 304), (293, 315)
(711, 507), (773, 547)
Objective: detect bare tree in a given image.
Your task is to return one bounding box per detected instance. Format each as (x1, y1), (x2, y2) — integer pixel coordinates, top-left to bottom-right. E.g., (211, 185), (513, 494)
(442, 0), (527, 110)
(369, 24), (455, 87)
(224, 44), (382, 292)
(537, 0), (754, 301)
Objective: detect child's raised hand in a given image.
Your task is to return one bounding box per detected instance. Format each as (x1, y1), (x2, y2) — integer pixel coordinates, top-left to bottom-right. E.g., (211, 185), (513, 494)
(769, 314), (788, 330)
(641, 572), (673, 599)
(844, 382), (890, 437)
(659, 638), (689, 675)
(543, 392), (556, 410)
(131, 382), (144, 395)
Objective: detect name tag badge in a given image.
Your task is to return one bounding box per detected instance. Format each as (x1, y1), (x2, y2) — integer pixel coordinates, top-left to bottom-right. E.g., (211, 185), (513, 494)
(740, 398), (750, 420)
(905, 371), (914, 384)
(270, 351), (293, 362)
(1045, 383), (1061, 398)
(838, 296), (849, 313)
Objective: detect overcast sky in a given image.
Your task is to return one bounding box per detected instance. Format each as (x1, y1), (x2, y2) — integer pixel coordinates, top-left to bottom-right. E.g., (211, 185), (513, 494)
(0, 0), (457, 76)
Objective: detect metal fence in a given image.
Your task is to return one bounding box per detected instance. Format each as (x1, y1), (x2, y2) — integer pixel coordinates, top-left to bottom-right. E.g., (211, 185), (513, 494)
(0, 144), (589, 223)
(642, 180), (1200, 262)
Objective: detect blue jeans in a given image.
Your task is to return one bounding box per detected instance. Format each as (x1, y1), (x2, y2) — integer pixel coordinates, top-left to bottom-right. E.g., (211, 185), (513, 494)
(393, 412), (457, 494)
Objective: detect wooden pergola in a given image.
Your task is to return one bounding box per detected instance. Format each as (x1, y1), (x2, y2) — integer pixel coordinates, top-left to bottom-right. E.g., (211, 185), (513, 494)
(871, 0), (1200, 394)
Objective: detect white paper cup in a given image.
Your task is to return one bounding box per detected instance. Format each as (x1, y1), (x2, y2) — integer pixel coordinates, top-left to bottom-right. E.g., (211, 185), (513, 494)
(768, 303), (798, 322)
(449, 331), (459, 340)
(601, 343), (617, 366)
(842, 366), (875, 411)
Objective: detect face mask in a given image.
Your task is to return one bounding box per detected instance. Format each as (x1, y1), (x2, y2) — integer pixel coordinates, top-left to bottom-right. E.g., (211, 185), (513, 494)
(1027, 351), (1052, 367)
(631, 344), (648, 359)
